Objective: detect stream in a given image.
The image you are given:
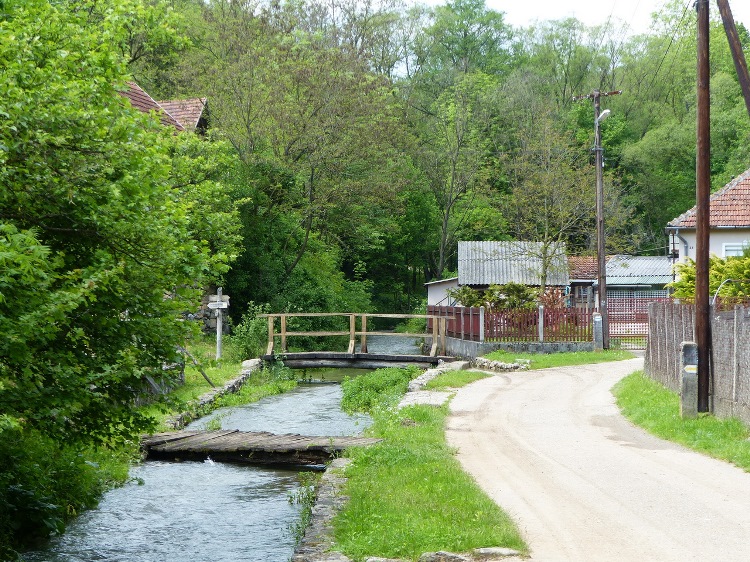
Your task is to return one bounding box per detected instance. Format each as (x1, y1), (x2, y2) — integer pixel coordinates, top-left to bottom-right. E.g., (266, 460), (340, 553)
(21, 336), (419, 562)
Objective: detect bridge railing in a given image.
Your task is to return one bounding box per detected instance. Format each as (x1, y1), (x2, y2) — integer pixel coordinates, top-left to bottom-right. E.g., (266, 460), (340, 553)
(258, 313), (448, 357)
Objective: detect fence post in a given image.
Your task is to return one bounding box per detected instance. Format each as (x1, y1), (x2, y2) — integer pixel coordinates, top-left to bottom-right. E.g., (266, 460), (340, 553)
(593, 312), (603, 351)
(538, 305), (544, 342)
(440, 317), (447, 355)
(348, 314), (356, 354)
(266, 315), (275, 355)
(480, 306), (485, 343)
(680, 341), (699, 419)
(281, 314), (288, 352)
(361, 314), (368, 354)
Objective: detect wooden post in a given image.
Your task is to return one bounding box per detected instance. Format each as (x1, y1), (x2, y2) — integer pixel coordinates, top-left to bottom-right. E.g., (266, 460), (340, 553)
(281, 314), (288, 353)
(696, 0), (712, 412)
(717, 0), (750, 120)
(440, 317), (447, 355)
(348, 314), (356, 354)
(266, 315), (275, 356)
(361, 314), (368, 353)
(430, 315), (439, 356)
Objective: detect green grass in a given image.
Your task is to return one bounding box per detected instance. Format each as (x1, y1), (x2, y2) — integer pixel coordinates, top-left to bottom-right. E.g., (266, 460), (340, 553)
(424, 370), (491, 390)
(483, 349), (634, 369)
(613, 371), (750, 471)
(333, 367), (526, 561)
(334, 406), (527, 561)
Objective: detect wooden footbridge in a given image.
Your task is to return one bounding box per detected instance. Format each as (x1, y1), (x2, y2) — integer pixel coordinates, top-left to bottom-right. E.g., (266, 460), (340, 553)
(259, 312), (453, 368)
(142, 430), (380, 469)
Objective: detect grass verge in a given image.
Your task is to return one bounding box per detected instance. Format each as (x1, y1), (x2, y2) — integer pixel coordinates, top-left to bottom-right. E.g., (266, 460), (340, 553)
(483, 349), (634, 369)
(424, 370), (491, 390)
(613, 371), (750, 471)
(333, 368), (527, 561)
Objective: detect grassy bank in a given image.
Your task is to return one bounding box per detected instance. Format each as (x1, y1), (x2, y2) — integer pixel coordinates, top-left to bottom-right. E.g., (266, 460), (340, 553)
(333, 368), (526, 561)
(484, 348), (633, 369)
(613, 371), (750, 471)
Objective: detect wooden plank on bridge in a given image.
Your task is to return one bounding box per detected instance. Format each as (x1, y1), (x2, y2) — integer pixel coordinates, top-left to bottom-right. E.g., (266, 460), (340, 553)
(142, 430), (381, 467)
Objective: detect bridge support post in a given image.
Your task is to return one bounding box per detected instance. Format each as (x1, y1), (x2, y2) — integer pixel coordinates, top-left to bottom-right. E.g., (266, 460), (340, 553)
(361, 315), (368, 353)
(266, 315), (275, 355)
(281, 314), (288, 352)
(348, 314), (356, 354)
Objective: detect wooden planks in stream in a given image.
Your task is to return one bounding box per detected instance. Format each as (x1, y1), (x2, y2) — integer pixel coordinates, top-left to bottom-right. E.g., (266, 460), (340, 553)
(141, 430), (381, 468)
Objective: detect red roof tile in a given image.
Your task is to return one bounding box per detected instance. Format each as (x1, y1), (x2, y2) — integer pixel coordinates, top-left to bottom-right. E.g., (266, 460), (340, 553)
(568, 256), (599, 280)
(668, 168), (750, 228)
(119, 81), (184, 131)
(157, 98), (207, 132)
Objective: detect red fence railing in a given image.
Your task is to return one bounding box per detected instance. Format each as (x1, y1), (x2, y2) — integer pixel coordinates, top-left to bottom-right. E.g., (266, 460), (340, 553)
(428, 305), (594, 343)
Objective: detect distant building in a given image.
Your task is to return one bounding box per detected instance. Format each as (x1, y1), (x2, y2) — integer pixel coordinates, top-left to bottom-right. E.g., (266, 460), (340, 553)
(457, 241), (569, 289)
(119, 81), (208, 133)
(666, 168), (750, 262)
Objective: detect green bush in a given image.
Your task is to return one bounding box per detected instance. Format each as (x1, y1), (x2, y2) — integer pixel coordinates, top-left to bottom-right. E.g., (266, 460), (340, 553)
(341, 367), (420, 413)
(225, 303), (271, 360)
(0, 429), (133, 557)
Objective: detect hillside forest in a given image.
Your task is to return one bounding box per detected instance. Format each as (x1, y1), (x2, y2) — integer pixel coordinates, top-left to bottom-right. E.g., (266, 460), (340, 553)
(2, 0), (750, 554)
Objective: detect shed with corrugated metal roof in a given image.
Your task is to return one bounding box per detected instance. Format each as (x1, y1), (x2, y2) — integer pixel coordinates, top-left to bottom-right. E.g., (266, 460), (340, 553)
(457, 241), (569, 288)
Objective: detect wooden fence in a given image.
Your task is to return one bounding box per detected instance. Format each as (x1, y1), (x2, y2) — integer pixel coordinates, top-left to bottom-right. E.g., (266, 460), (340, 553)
(427, 305), (593, 343)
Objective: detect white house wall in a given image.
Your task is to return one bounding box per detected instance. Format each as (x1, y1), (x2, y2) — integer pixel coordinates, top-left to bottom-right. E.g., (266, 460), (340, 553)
(674, 229), (750, 262)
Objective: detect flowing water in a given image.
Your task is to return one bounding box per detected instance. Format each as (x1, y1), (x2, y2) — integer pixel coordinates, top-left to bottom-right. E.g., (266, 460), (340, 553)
(23, 381), (371, 562)
(22, 335), (416, 562)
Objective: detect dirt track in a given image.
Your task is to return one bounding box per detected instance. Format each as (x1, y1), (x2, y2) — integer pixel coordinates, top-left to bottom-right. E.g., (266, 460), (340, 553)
(447, 358), (750, 562)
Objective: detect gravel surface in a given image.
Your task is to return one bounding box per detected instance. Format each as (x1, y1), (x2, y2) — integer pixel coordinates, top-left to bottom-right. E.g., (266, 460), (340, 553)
(447, 358), (750, 562)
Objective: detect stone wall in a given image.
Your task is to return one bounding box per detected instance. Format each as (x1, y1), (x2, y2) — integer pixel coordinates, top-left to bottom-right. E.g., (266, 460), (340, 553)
(427, 336), (594, 359)
(645, 302), (750, 425)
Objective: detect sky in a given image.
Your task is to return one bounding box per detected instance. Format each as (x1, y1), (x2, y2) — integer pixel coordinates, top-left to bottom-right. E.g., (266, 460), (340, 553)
(437, 1), (750, 36)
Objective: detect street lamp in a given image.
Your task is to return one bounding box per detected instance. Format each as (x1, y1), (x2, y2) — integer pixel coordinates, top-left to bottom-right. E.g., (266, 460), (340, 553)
(595, 101), (611, 349)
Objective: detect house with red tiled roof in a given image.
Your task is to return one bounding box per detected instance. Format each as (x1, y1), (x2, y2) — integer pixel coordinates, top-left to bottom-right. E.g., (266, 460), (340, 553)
(119, 81), (185, 131)
(118, 82), (208, 134)
(666, 168), (750, 262)
(158, 98), (208, 133)
(568, 256), (598, 309)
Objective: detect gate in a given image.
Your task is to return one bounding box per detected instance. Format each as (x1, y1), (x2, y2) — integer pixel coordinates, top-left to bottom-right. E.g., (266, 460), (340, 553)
(608, 291), (669, 350)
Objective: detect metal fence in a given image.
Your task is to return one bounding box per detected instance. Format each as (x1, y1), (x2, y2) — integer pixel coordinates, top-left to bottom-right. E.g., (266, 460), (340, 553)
(427, 305), (593, 343)
(608, 292), (670, 350)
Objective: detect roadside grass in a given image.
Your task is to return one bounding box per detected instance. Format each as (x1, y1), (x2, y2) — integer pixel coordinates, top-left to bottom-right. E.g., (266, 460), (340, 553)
(483, 349), (634, 369)
(613, 371), (750, 471)
(424, 370), (491, 390)
(334, 368), (527, 561)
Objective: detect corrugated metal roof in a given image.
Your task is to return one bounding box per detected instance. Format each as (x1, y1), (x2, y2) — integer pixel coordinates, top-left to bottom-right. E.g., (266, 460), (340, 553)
(605, 255), (673, 287)
(458, 241), (569, 286)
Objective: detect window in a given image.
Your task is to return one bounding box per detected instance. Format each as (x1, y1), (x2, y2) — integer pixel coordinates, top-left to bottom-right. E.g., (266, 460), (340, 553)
(723, 242), (749, 257)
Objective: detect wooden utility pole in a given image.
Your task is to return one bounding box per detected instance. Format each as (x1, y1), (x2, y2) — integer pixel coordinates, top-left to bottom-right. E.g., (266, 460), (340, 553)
(695, 0), (711, 412)
(573, 89), (622, 350)
(717, 0), (750, 120)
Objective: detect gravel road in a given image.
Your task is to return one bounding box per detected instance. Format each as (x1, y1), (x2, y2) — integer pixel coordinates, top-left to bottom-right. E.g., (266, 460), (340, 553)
(446, 358), (750, 562)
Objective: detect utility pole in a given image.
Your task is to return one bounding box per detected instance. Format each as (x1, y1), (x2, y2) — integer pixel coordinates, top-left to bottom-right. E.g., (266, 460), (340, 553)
(695, 0), (711, 412)
(573, 89), (621, 350)
(717, 0), (750, 120)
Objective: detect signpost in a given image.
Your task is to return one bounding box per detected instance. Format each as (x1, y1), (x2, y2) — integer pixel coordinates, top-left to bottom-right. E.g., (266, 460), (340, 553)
(208, 288), (229, 360)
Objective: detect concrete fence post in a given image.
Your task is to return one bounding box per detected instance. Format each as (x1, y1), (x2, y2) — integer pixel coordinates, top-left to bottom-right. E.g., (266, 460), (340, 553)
(681, 341), (699, 419)
(479, 306), (485, 343)
(538, 305), (545, 342)
(593, 313), (603, 351)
